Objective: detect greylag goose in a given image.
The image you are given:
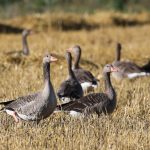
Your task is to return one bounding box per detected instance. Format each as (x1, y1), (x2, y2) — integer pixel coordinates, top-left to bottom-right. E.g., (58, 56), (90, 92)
(6, 29), (32, 57)
(0, 54), (57, 123)
(112, 43), (150, 80)
(56, 64), (118, 117)
(57, 51), (83, 103)
(67, 45), (99, 92)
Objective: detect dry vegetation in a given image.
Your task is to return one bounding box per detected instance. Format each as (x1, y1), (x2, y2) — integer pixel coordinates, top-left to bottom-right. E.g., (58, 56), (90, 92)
(0, 11), (150, 150)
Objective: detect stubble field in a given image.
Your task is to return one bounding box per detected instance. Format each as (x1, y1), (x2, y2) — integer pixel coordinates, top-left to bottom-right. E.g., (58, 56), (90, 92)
(0, 11), (150, 150)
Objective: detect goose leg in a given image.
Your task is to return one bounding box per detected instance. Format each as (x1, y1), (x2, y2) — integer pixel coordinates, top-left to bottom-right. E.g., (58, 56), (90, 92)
(5, 109), (19, 123)
(12, 112), (19, 123)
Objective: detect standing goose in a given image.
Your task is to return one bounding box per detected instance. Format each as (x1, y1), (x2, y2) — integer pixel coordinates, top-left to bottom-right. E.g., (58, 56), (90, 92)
(68, 45), (99, 93)
(0, 54), (57, 123)
(57, 51), (83, 103)
(112, 43), (150, 80)
(6, 29), (32, 57)
(56, 64), (118, 117)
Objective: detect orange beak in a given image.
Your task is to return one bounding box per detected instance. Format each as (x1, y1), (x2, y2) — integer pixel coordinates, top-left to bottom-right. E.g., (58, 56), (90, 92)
(66, 48), (72, 52)
(111, 66), (119, 72)
(50, 55), (58, 62)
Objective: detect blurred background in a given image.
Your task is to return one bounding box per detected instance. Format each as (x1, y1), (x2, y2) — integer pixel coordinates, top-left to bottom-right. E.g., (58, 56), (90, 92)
(0, 2), (150, 149)
(0, 0), (150, 18)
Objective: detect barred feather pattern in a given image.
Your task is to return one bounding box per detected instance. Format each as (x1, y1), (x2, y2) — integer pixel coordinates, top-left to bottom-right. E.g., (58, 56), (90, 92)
(57, 93), (116, 116)
(73, 68), (98, 85)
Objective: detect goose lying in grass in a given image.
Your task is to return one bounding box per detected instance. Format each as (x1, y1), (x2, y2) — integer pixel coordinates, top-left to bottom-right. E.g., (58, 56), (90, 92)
(55, 64), (119, 117)
(112, 43), (150, 80)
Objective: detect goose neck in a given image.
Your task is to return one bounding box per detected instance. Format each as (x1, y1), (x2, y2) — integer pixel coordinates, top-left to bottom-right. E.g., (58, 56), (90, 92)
(73, 51), (81, 69)
(43, 62), (50, 84)
(42, 62), (51, 96)
(67, 55), (76, 79)
(115, 49), (121, 61)
(22, 35), (29, 55)
(103, 72), (116, 100)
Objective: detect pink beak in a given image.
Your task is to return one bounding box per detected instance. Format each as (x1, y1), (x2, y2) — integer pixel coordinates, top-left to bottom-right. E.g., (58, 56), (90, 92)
(111, 66), (119, 72)
(66, 48), (72, 52)
(50, 55), (58, 62)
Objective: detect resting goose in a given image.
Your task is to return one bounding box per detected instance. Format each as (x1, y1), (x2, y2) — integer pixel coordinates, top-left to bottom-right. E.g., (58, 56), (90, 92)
(6, 29), (32, 57)
(56, 64), (118, 117)
(67, 45), (99, 92)
(57, 51), (83, 103)
(0, 54), (57, 123)
(112, 43), (150, 80)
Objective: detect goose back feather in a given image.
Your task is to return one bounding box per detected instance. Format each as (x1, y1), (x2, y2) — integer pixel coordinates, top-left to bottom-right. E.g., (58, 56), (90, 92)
(56, 64), (118, 117)
(68, 45), (99, 92)
(57, 52), (83, 102)
(112, 43), (150, 79)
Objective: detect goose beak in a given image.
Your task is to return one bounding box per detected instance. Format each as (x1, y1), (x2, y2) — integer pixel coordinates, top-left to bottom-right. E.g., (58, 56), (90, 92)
(50, 55), (58, 62)
(111, 66), (119, 72)
(66, 48), (72, 52)
(29, 30), (34, 35)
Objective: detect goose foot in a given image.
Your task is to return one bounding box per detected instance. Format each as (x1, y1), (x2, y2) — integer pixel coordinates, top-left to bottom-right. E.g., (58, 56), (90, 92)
(12, 112), (19, 123)
(5, 109), (19, 123)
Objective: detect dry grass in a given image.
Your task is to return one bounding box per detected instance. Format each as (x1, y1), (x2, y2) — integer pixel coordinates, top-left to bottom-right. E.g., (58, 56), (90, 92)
(0, 11), (150, 150)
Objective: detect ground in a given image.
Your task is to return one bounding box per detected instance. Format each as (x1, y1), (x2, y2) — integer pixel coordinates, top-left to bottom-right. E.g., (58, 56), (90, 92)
(0, 11), (150, 150)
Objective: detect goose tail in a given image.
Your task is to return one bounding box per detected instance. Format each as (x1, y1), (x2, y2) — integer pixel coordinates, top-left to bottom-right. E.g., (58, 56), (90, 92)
(140, 61), (150, 73)
(54, 101), (75, 113)
(0, 100), (14, 106)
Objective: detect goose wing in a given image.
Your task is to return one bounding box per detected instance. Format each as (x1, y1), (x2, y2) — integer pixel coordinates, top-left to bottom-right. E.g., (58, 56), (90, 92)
(73, 68), (98, 84)
(2, 92), (41, 115)
(57, 79), (83, 99)
(115, 61), (141, 73)
(57, 93), (110, 114)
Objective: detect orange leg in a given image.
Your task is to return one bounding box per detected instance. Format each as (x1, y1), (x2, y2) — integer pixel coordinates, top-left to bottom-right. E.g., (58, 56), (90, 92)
(12, 112), (19, 123)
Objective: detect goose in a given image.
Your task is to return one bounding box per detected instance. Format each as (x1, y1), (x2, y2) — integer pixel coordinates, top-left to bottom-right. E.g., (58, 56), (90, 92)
(55, 64), (119, 117)
(67, 45), (99, 93)
(57, 51), (83, 103)
(0, 54), (57, 123)
(112, 43), (150, 80)
(5, 29), (32, 57)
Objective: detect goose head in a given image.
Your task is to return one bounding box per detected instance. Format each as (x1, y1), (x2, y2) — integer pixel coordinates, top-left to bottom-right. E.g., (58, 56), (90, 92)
(103, 64), (119, 73)
(43, 54), (58, 64)
(67, 45), (81, 69)
(65, 51), (72, 62)
(68, 45), (81, 56)
(22, 29), (33, 37)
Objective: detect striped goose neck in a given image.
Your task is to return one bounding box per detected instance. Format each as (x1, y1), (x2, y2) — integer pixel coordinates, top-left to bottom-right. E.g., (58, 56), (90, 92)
(103, 72), (116, 100)
(73, 49), (81, 69)
(22, 34), (29, 55)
